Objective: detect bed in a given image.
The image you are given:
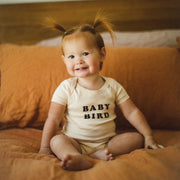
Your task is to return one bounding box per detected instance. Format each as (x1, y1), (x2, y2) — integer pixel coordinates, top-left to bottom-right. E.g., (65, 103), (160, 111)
(0, 0), (180, 180)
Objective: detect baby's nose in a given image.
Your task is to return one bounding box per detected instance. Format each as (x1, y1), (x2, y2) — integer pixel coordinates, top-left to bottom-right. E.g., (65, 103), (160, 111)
(75, 57), (84, 64)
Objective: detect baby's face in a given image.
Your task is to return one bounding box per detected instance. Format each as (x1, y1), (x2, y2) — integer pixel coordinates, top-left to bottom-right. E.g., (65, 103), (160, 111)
(62, 32), (105, 78)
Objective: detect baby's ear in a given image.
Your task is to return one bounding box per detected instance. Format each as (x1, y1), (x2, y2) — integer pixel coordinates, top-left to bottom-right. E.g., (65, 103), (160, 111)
(99, 47), (106, 70)
(62, 55), (65, 62)
(100, 47), (106, 60)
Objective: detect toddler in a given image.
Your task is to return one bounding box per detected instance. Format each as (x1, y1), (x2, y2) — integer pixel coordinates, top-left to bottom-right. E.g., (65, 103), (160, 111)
(39, 15), (163, 171)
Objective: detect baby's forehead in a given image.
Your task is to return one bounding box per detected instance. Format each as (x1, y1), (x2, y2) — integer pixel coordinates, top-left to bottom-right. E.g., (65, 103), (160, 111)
(62, 31), (97, 48)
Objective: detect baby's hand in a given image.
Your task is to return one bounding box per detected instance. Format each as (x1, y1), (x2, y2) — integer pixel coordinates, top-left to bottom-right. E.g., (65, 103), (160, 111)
(39, 147), (52, 154)
(144, 135), (164, 149)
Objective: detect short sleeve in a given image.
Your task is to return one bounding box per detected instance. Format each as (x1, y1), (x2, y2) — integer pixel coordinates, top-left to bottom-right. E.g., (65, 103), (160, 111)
(106, 77), (129, 105)
(51, 81), (68, 106)
(116, 84), (130, 105)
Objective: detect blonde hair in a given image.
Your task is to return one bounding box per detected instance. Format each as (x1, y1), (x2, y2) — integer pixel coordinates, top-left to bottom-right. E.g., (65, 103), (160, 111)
(51, 13), (114, 50)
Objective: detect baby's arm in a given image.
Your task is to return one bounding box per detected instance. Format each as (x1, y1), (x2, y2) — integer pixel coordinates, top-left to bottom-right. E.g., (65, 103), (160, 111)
(39, 102), (65, 154)
(119, 99), (163, 149)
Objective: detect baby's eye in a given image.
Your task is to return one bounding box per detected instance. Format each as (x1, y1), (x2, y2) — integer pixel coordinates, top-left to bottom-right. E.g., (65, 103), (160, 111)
(68, 55), (75, 59)
(82, 52), (89, 56)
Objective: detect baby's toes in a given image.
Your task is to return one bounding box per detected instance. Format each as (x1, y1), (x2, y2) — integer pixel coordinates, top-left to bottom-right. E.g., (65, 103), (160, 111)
(105, 149), (114, 161)
(105, 149), (110, 155)
(108, 153), (114, 161)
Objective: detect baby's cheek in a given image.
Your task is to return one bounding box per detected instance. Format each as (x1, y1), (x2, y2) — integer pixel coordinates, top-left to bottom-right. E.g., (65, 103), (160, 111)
(66, 66), (75, 76)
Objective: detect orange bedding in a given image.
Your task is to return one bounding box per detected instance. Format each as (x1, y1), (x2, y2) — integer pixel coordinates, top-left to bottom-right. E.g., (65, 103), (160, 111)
(0, 128), (180, 180)
(0, 44), (180, 179)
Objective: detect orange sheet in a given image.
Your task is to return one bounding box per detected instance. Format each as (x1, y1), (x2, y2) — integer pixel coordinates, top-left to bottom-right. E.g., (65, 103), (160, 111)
(0, 128), (180, 180)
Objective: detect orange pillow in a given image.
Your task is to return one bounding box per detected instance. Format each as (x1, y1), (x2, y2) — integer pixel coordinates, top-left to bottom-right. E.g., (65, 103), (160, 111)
(102, 46), (180, 130)
(0, 44), (180, 130)
(0, 44), (69, 129)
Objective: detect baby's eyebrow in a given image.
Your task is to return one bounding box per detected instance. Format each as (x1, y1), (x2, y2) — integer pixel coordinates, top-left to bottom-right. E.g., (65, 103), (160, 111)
(66, 53), (74, 56)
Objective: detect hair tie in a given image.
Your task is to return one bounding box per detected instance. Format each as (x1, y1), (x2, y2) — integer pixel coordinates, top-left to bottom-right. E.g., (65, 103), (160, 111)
(53, 23), (66, 33)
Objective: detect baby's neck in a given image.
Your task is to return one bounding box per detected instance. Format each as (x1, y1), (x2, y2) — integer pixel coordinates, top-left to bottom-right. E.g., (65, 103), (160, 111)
(77, 75), (105, 90)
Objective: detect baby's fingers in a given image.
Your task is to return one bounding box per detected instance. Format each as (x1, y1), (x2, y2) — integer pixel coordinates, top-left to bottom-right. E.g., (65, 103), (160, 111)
(157, 144), (164, 149)
(146, 144), (164, 149)
(147, 144), (158, 149)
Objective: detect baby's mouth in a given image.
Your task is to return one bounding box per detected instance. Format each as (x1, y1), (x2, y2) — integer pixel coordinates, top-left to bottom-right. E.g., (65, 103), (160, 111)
(75, 67), (88, 71)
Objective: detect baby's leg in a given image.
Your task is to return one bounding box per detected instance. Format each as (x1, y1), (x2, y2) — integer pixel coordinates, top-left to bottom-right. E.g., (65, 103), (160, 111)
(50, 134), (92, 171)
(107, 131), (144, 156)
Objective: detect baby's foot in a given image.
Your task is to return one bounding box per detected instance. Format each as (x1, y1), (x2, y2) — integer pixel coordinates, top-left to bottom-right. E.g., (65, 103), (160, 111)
(90, 148), (114, 161)
(61, 154), (93, 171)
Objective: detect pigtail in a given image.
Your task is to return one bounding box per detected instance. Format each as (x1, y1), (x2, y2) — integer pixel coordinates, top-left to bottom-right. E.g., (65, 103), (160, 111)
(53, 23), (66, 33)
(44, 17), (66, 34)
(93, 12), (114, 45)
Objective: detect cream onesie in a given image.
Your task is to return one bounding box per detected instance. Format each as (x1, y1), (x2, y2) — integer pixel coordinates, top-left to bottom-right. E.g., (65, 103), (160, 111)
(51, 77), (129, 154)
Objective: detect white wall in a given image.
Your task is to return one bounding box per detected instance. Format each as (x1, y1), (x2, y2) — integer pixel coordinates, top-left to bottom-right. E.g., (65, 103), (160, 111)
(0, 0), (87, 5)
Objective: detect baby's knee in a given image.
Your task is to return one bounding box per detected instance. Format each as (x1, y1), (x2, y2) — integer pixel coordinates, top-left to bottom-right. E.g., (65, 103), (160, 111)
(134, 132), (144, 148)
(50, 134), (66, 149)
